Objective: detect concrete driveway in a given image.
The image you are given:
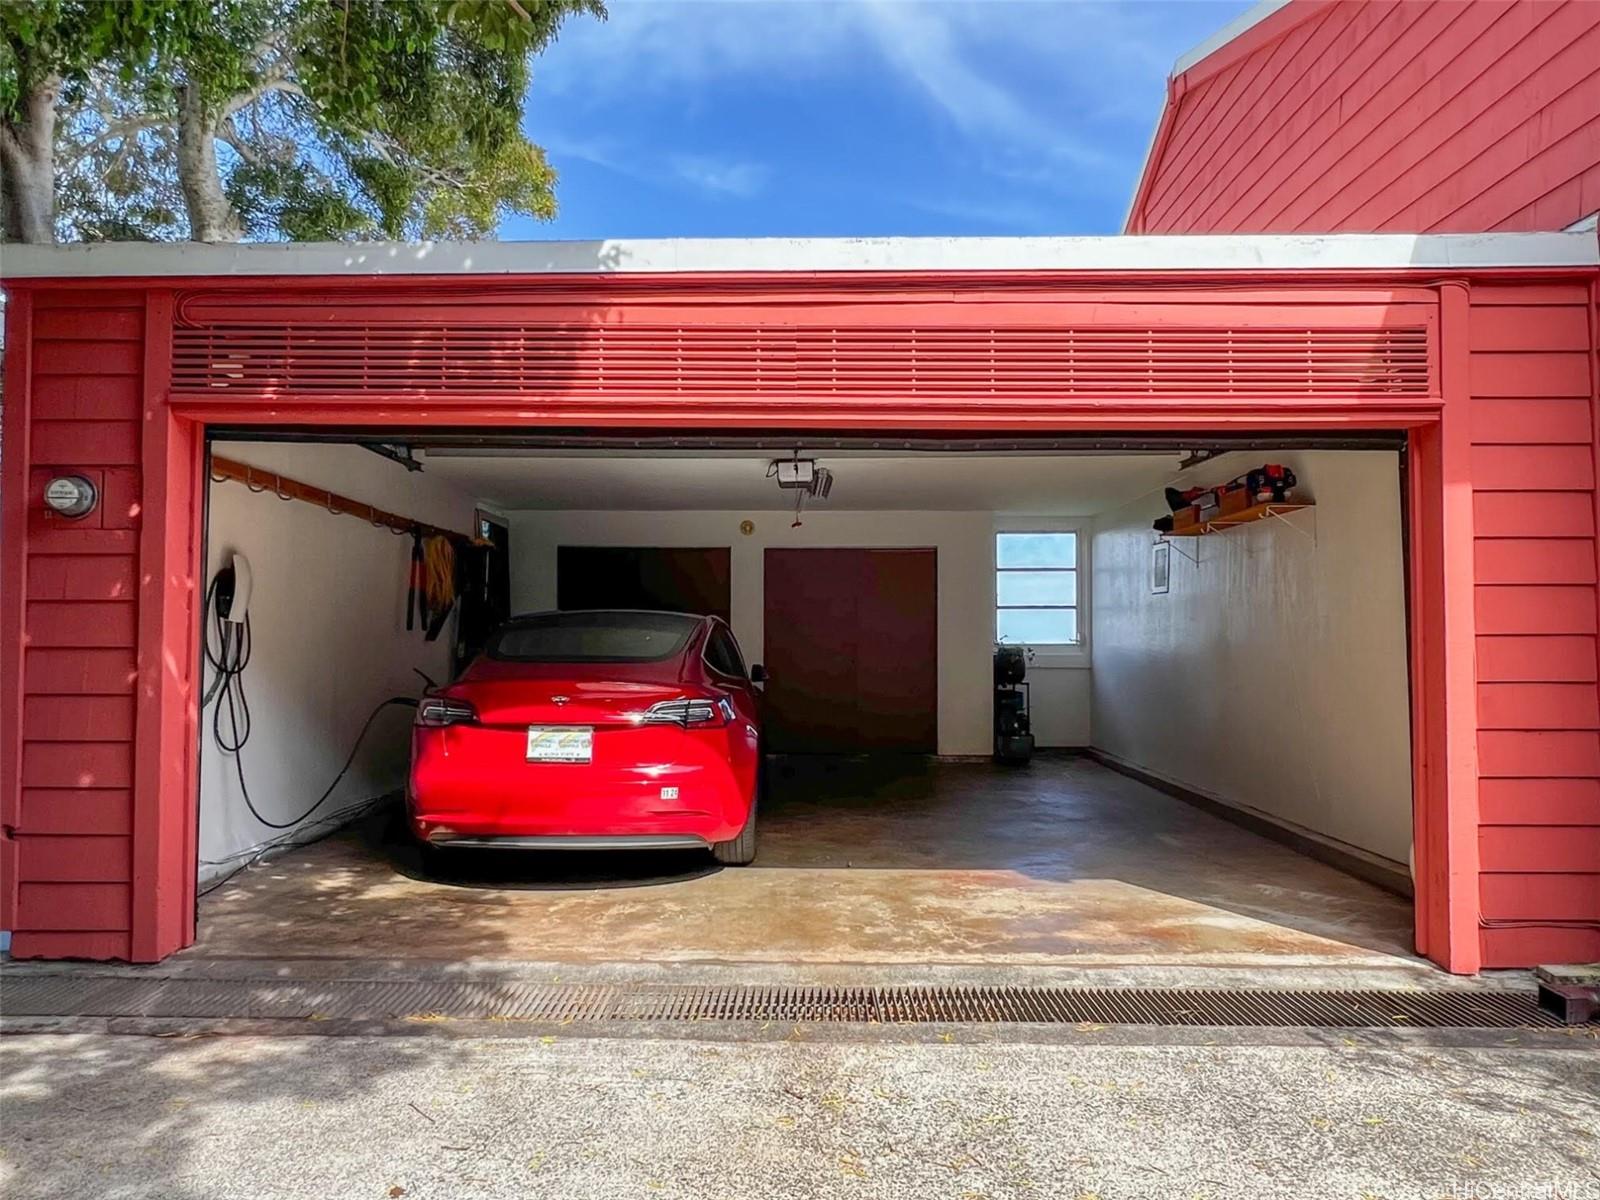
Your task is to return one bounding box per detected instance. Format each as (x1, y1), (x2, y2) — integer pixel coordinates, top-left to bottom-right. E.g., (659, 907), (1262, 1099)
(4, 1024), (1596, 1200)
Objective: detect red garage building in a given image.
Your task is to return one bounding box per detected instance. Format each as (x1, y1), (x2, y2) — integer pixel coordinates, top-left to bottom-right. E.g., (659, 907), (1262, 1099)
(2, 232), (1597, 975)
(2, 0), (1599, 976)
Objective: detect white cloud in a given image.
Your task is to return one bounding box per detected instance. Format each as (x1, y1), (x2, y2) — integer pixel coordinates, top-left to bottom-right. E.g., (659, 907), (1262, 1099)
(530, 0), (1224, 217)
(535, 1), (862, 96)
(669, 155), (772, 197)
(854, 1), (1108, 169)
(535, 1), (1187, 166)
(541, 134), (771, 199)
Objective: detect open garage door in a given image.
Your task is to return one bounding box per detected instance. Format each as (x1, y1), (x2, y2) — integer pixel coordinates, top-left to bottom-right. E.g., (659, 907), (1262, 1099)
(181, 431), (1424, 976)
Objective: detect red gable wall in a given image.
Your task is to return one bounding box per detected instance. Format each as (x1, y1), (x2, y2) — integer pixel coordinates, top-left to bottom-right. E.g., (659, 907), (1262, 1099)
(1128, 0), (1600, 235)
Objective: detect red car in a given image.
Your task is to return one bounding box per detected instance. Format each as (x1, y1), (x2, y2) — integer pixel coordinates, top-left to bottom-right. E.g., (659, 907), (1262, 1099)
(408, 610), (763, 864)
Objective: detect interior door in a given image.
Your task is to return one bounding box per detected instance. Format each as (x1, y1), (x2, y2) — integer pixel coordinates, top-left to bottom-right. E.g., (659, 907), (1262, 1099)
(763, 548), (937, 754)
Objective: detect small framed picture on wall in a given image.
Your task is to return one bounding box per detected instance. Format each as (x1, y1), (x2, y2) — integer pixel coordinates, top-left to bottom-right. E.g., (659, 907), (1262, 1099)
(1151, 541), (1170, 595)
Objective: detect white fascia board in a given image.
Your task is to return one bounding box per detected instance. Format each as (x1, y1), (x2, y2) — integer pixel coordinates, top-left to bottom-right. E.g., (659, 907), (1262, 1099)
(1173, 0), (1295, 76)
(1, 232), (1595, 281)
(1566, 211), (1598, 233)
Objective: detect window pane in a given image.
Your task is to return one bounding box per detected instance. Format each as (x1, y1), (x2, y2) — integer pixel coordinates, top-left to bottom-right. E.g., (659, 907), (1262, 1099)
(490, 611), (699, 662)
(996, 532), (1076, 569)
(997, 570), (1076, 606)
(997, 607), (1077, 645)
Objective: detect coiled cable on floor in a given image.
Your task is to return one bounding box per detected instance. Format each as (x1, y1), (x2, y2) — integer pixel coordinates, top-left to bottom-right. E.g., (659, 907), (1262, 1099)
(203, 571), (418, 831)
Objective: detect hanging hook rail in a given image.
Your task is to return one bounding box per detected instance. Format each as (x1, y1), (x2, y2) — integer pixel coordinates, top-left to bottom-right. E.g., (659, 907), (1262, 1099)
(208, 455), (471, 545)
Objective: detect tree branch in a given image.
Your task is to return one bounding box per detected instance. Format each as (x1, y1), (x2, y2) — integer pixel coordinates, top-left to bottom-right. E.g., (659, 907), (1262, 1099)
(249, 27), (292, 68)
(216, 119), (264, 167)
(224, 74), (305, 119)
(59, 116), (169, 170)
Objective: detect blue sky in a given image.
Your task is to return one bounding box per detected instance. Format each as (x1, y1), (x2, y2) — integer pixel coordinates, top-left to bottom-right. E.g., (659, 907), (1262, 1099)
(506, 0), (1257, 240)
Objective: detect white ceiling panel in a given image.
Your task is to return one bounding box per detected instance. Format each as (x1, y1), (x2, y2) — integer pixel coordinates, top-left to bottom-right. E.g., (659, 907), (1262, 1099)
(416, 451), (1184, 514)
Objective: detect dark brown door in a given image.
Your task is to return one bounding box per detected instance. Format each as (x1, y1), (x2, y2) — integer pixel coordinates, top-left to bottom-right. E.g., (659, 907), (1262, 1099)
(763, 548), (937, 754)
(557, 546), (732, 622)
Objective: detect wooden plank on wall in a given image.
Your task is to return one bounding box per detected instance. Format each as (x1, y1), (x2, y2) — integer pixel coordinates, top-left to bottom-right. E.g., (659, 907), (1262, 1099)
(1473, 491), (1594, 537)
(20, 741), (133, 789)
(1470, 397), (1592, 444)
(1481, 925), (1600, 969)
(1480, 873), (1600, 920)
(1478, 682), (1600, 730)
(1470, 445), (1594, 490)
(18, 789), (134, 836)
(1479, 825), (1600, 873)
(21, 696), (137, 742)
(23, 649), (139, 695)
(1477, 635), (1597, 682)
(15, 834), (132, 882)
(15, 881), (130, 930)
(1477, 730), (1600, 778)
(1475, 585), (1597, 634)
(1480, 778), (1600, 825)
(1473, 539), (1597, 585)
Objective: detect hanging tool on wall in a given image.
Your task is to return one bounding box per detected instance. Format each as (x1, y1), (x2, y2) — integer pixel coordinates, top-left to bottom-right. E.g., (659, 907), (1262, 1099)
(422, 533), (458, 642)
(407, 526), (425, 631)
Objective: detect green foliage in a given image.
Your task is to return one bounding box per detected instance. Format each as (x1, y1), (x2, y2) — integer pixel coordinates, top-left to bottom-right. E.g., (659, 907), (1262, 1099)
(35, 0), (604, 241)
(1, 0), (170, 114)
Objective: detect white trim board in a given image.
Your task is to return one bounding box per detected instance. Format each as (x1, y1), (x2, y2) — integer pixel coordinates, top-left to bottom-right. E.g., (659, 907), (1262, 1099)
(1173, 0), (1295, 76)
(2, 232), (1594, 280)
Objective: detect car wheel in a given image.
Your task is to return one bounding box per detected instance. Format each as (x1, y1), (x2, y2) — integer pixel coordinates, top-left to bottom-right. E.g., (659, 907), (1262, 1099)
(713, 799), (758, 866)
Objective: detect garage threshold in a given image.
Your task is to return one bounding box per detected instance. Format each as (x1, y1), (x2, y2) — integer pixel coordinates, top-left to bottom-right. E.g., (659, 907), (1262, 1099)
(0, 964), (1571, 1032)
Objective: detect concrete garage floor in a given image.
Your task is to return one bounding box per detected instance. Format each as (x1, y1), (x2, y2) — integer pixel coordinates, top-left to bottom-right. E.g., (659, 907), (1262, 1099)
(190, 755), (1419, 971)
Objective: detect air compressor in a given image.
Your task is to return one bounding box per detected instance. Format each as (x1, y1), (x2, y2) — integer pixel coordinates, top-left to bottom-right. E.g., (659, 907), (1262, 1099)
(993, 643), (1035, 764)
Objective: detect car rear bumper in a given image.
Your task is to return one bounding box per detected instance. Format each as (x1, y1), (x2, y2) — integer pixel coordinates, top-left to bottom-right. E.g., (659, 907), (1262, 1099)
(422, 833), (712, 851)
(407, 723), (754, 844)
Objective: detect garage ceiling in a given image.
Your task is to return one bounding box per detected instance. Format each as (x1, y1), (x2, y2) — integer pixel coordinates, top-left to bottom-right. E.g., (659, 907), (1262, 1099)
(417, 451), (1187, 514)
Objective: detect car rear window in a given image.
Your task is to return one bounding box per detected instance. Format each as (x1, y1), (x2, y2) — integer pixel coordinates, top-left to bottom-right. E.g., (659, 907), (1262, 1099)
(488, 611), (700, 663)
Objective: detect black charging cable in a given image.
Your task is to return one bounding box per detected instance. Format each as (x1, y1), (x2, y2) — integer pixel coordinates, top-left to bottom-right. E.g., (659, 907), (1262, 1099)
(203, 572), (418, 831)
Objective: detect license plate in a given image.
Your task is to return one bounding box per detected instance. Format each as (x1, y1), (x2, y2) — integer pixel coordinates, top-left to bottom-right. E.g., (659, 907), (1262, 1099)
(525, 727), (593, 763)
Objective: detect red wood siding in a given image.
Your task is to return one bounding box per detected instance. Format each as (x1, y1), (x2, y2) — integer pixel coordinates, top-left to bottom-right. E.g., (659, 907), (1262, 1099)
(2, 267), (1594, 973)
(1130, 0), (1600, 234)
(2, 295), (144, 960)
(1470, 282), (1600, 968)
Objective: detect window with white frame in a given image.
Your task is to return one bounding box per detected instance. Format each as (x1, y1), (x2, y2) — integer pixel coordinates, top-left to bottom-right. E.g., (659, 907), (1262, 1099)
(995, 531), (1079, 646)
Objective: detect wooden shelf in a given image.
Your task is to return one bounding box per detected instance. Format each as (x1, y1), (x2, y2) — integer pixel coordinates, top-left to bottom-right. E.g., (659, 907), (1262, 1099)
(1161, 501), (1313, 537)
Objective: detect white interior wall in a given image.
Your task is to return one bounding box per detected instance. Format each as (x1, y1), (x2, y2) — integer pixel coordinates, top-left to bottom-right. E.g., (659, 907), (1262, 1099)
(198, 443), (1404, 876)
(1028, 669), (1093, 747)
(505, 509), (1093, 756)
(1090, 450), (1413, 865)
(198, 443), (478, 880)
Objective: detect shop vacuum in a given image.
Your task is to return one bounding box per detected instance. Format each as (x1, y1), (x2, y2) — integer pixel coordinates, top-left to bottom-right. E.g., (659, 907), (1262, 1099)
(993, 644), (1035, 764)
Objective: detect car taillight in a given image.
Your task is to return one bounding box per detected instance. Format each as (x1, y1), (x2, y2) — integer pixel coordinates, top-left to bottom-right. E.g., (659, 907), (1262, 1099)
(643, 696), (735, 728)
(416, 697), (478, 727)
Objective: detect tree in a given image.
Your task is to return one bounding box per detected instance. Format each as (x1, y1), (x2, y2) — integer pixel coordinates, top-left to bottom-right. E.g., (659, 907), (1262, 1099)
(6, 0), (603, 243)
(0, 1), (170, 242)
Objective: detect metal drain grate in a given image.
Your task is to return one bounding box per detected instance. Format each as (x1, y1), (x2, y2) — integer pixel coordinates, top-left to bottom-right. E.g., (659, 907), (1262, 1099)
(1, 977), (1576, 1029)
